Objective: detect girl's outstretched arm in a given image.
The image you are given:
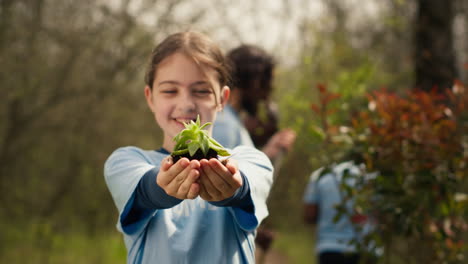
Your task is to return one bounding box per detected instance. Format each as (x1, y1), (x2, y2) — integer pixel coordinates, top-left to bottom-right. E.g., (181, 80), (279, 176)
(126, 156), (202, 227)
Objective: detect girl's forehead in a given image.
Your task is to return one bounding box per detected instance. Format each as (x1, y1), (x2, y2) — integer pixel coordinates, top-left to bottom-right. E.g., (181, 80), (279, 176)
(155, 52), (220, 89)
(199, 64), (221, 88)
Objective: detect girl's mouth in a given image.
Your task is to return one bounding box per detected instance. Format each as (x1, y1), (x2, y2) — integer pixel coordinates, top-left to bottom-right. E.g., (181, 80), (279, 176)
(174, 117), (197, 125)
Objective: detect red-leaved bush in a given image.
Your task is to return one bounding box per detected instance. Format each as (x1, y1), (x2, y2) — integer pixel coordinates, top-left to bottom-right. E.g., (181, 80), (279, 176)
(311, 82), (468, 263)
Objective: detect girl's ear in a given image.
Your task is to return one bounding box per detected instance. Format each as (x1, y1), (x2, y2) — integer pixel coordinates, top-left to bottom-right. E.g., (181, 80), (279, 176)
(219, 86), (230, 110)
(144, 85), (155, 112)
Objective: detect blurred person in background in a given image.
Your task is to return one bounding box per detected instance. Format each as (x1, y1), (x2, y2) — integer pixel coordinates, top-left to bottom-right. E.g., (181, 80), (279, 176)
(303, 159), (377, 264)
(213, 44), (296, 263)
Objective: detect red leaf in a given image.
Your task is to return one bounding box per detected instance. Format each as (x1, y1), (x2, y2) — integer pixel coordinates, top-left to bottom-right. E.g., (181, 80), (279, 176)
(310, 104), (320, 115)
(317, 83), (327, 93)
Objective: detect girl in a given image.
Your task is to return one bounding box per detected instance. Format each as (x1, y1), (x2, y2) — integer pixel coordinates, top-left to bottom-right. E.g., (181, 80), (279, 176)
(104, 31), (273, 264)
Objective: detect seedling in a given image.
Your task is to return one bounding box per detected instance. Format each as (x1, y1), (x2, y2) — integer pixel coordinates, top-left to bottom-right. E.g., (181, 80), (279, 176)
(171, 115), (231, 162)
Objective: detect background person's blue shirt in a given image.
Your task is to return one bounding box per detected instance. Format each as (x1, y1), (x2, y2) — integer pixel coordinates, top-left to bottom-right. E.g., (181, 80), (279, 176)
(303, 161), (373, 254)
(104, 145), (273, 264)
(212, 105), (254, 148)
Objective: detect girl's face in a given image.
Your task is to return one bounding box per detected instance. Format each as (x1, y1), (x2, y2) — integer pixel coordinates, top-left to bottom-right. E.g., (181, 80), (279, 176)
(145, 52), (229, 151)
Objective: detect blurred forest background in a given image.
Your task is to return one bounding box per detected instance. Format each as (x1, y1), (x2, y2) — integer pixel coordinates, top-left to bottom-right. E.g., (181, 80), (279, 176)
(1, 0), (467, 263)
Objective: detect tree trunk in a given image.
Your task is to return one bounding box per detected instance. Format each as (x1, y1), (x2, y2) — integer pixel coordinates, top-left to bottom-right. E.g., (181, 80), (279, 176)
(414, 0), (457, 92)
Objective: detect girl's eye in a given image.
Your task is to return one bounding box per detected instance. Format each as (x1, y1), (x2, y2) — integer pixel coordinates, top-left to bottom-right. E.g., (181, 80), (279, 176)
(193, 89), (213, 96)
(161, 89), (177, 94)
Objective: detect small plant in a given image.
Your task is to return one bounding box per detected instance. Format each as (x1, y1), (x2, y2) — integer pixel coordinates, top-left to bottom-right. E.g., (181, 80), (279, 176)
(171, 115), (231, 162)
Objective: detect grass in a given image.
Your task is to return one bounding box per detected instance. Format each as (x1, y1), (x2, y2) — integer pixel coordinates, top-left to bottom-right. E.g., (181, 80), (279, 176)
(271, 226), (317, 264)
(2, 223), (315, 264)
(1, 226), (126, 264)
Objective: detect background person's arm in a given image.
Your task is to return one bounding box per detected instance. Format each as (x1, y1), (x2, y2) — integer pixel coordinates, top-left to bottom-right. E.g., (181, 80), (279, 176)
(304, 203), (318, 225)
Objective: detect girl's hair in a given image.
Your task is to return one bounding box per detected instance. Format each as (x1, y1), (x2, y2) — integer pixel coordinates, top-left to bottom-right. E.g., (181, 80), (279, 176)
(145, 31), (230, 92)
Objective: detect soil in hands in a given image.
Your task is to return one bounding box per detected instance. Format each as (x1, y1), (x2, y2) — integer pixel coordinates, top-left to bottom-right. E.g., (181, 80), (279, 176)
(171, 149), (219, 163)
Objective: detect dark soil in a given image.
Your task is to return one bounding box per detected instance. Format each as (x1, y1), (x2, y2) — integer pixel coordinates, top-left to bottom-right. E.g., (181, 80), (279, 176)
(171, 148), (219, 163)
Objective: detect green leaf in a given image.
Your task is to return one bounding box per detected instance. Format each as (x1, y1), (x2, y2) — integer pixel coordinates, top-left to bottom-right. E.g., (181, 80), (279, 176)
(200, 135), (209, 156)
(215, 148), (231, 156)
(172, 149), (189, 155)
(200, 122), (212, 130)
(309, 125), (326, 141)
(208, 136), (224, 148)
(188, 141), (199, 156)
(171, 114), (231, 158)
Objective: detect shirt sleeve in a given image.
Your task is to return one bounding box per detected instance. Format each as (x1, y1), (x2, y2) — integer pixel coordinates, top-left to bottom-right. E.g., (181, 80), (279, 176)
(226, 146), (273, 231)
(303, 167), (324, 204)
(104, 146), (160, 235)
(134, 167), (183, 210)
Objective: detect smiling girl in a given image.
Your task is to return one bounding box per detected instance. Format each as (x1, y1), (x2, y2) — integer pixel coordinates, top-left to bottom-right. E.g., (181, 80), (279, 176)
(104, 31), (273, 264)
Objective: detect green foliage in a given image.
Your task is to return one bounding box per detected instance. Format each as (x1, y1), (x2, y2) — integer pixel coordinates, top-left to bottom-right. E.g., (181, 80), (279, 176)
(272, 227), (317, 264)
(1, 221), (126, 264)
(1, 1), (466, 262)
(172, 115), (230, 157)
(269, 15), (386, 230)
(314, 83), (468, 263)
(352, 84), (467, 263)
(0, 0), (203, 261)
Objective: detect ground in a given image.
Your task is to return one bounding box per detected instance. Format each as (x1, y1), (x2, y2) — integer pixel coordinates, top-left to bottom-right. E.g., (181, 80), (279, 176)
(264, 249), (290, 264)
(256, 248), (290, 264)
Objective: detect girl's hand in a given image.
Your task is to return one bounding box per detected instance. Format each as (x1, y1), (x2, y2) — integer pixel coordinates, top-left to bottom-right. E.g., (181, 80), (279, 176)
(198, 158), (242, 202)
(157, 157), (201, 200)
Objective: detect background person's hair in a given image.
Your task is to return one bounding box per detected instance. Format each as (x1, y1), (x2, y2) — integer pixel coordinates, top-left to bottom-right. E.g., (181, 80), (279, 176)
(227, 44), (275, 93)
(227, 44), (275, 115)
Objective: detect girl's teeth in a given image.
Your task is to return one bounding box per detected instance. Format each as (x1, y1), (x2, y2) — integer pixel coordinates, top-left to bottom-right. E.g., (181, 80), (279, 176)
(176, 119), (191, 123)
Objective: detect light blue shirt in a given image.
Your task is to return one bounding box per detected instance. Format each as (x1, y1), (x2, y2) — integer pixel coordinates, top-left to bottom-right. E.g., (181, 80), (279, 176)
(212, 105), (254, 149)
(303, 161), (373, 254)
(104, 145), (273, 264)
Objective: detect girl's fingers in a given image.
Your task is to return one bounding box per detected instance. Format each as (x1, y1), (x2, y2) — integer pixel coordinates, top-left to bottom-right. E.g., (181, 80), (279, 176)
(208, 158), (231, 176)
(186, 182), (200, 200)
(159, 157), (241, 201)
(198, 182), (212, 201)
(199, 160), (222, 199)
(203, 159), (232, 192)
(208, 158), (241, 189)
(158, 157), (190, 187)
(223, 159), (238, 175)
(161, 156), (173, 171)
(164, 160), (200, 199)
(177, 168), (200, 197)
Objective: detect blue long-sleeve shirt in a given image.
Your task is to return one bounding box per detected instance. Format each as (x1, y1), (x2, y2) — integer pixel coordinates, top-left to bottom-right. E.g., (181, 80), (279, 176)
(104, 145), (273, 264)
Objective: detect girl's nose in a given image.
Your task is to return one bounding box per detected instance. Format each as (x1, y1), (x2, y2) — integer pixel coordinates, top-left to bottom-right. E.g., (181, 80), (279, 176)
(177, 91), (196, 113)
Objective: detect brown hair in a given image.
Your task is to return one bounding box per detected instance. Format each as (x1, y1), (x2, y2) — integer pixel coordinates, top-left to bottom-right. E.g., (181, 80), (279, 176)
(144, 31), (230, 93)
(227, 44), (275, 92)
(227, 44), (275, 115)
